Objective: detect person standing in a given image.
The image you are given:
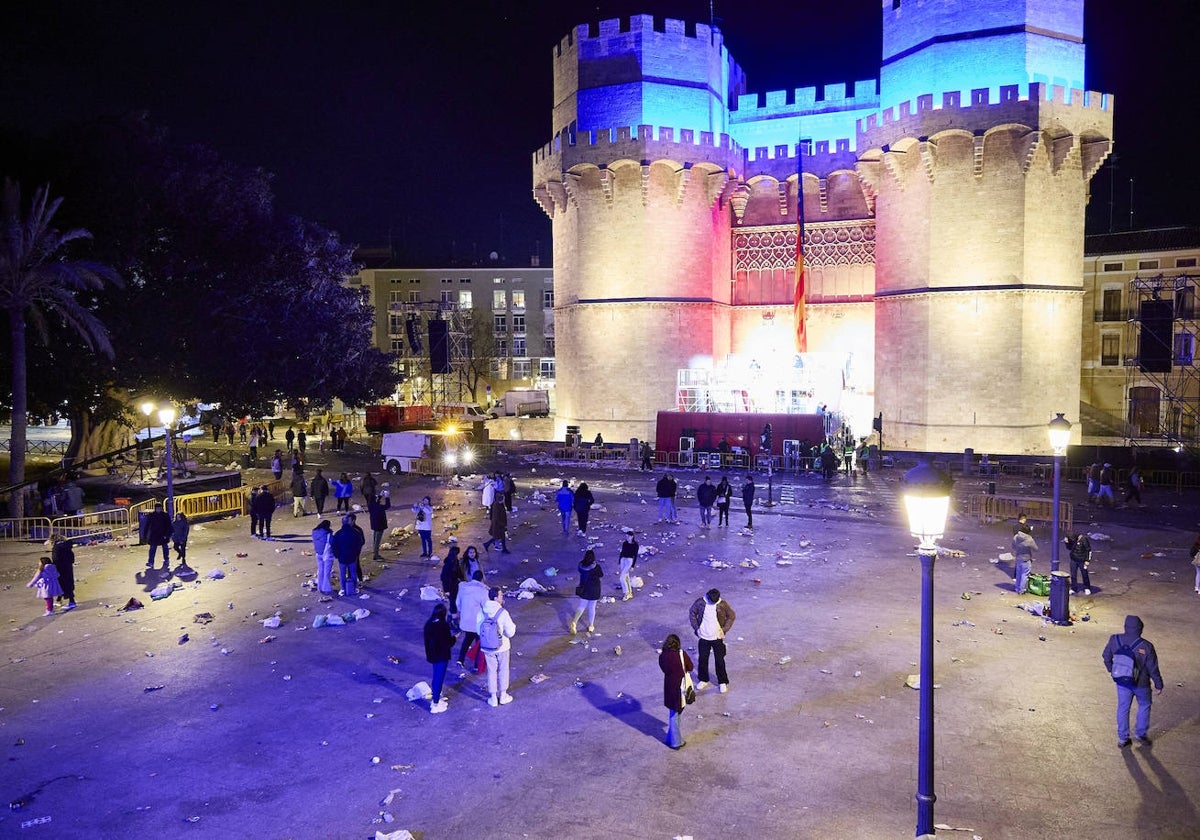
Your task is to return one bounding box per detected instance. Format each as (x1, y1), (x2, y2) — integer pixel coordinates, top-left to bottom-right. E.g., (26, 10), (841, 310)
(424, 603), (457, 714)
(367, 491), (391, 560)
(310, 469), (329, 516)
(1102, 615), (1164, 747)
(413, 495), (434, 558)
(248, 486), (260, 538)
(143, 502), (172, 568)
(62, 478), (85, 516)
(568, 549), (604, 634)
(253, 485), (276, 540)
(1086, 462), (1100, 503)
(51, 535), (77, 611)
(296, 429), (307, 456)
(640, 441), (653, 471)
(483, 498), (510, 554)
(311, 519), (335, 595)
(659, 633), (693, 750)
(715, 476), (733, 527)
(573, 482), (594, 535)
(1012, 526), (1037, 595)
(1098, 463), (1117, 508)
(331, 515), (364, 597)
(27, 557), (63, 617)
(285, 426), (295, 453)
(655, 473), (673, 523)
(348, 513), (367, 584)
(268, 419), (275, 440)
(333, 472), (353, 513)
(248, 428), (259, 464)
(617, 528), (639, 601)
(696, 476), (716, 528)
(688, 588), (735, 693)
(455, 569), (488, 669)
(440, 545), (464, 607)
(477, 587), (516, 707)
(360, 472), (378, 505)
(461, 545), (483, 582)
(555, 480), (574, 534)
(1066, 530), (1093, 595)
(270, 450), (283, 480)
(1191, 532), (1200, 595)
(290, 470), (309, 518)
(741, 474), (756, 529)
(1124, 467), (1144, 506)
(481, 474), (496, 512)
(171, 512), (190, 566)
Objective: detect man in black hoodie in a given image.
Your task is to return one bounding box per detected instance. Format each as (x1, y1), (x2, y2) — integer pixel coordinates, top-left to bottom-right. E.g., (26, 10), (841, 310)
(1102, 615), (1164, 747)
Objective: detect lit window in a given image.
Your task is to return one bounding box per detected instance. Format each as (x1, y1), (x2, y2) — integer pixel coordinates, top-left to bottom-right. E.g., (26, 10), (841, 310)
(512, 290), (526, 310)
(1176, 333), (1195, 365)
(493, 290), (506, 309)
(459, 291), (473, 308)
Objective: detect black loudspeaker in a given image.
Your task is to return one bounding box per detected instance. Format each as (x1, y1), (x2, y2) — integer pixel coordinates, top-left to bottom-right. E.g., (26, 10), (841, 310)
(1138, 300), (1173, 373)
(428, 320), (451, 373)
(405, 317), (422, 353)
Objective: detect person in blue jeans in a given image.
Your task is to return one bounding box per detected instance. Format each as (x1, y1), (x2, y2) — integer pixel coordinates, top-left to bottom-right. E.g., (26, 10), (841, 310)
(555, 480), (574, 534)
(658, 633), (693, 749)
(330, 515), (364, 596)
(1102, 615), (1164, 747)
(423, 602), (457, 714)
(1011, 526), (1037, 595)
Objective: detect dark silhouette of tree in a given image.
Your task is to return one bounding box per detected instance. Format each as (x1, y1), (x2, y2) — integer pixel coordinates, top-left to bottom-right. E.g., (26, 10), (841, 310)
(0, 180), (120, 516)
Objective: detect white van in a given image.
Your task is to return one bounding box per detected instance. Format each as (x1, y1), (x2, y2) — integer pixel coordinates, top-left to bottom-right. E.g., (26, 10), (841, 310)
(434, 403), (495, 424)
(380, 430), (471, 474)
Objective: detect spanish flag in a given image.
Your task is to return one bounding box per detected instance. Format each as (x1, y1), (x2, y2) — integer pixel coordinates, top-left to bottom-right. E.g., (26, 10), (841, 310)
(794, 137), (808, 353)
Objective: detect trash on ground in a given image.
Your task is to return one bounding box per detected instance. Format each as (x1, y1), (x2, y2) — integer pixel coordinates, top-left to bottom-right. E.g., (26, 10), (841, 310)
(406, 681), (432, 701)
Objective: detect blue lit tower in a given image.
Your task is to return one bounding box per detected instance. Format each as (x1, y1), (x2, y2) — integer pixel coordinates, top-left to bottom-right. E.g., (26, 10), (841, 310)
(860, 0), (1113, 453)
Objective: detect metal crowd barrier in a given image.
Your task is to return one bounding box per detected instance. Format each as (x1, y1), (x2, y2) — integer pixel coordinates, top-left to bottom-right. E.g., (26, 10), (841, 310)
(967, 493), (1072, 534)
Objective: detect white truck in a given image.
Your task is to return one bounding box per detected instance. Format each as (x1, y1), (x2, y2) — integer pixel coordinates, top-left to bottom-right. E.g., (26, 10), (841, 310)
(380, 430), (471, 474)
(500, 389), (550, 417)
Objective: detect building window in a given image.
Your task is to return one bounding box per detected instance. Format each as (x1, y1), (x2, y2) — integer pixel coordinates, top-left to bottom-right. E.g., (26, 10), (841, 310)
(1138, 259), (1160, 271)
(408, 278), (420, 284)
(389, 314), (405, 334)
(441, 277), (453, 284)
(539, 359), (556, 379)
(459, 290), (473, 308)
(1176, 258), (1197, 268)
(1102, 262), (1123, 272)
(496, 339), (508, 357)
(1176, 332), (1195, 365)
(493, 290), (506, 310)
(408, 291), (420, 303)
(459, 277), (471, 283)
(543, 289), (554, 308)
(511, 359), (532, 379)
(512, 338), (527, 357)
(1100, 288), (1122, 321)
(512, 290), (526, 310)
(512, 314), (526, 334)
(544, 337), (555, 356)
(493, 276), (505, 284)
(389, 291), (405, 304)
(1175, 286), (1195, 319)
(391, 338), (406, 353)
(1100, 333), (1120, 366)
(440, 290), (455, 305)
(494, 315), (507, 334)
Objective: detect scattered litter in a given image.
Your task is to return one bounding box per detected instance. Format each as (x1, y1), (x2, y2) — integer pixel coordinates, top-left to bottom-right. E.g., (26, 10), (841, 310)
(775, 559), (793, 567)
(118, 598), (144, 612)
(406, 682), (433, 702)
(144, 685), (165, 693)
(530, 673), (550, 684)
(419, 586), (441, 601)
(261, 613), (283, 629)
(207, 569), (226, 580)
(960, 592), (971, 600)
(544, 567), (559, 577)
(904, 675), (940, 690)
(177, 634), (189, 645)
(374, 830), (415, 840)
(259, 635), (277, 644)
(193, 612), (215, 625)
(150, 581), (180, 600)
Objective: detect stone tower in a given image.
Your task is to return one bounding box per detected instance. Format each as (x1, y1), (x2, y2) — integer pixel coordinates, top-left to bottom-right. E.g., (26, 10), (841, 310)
(532, 16), (746, 443)
(860, 0), (1112, 453)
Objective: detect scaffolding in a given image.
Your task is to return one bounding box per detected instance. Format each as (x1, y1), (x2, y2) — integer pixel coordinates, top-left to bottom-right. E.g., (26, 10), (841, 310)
(387, 302), (472, 408)
(1123, 273), (1199, 455)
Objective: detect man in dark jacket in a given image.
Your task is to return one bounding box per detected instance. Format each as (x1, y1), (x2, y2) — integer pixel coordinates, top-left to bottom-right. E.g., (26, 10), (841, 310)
(688, 589), (736, 693)
(741, 475), (756, 529)
(331, 516), (365, 596)
(1102, 615), (1164, 747)
(143, 503), (173, 568)
(696, 477), (717, 528)
(483, 499), (510, 554)
(310, 469), (329, 516)
(366, 492), (390, 560)
(252, 485), (276, 540)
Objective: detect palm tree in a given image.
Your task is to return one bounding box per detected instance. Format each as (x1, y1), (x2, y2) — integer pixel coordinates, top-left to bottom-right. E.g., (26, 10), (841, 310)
(0, 180), (120, 517)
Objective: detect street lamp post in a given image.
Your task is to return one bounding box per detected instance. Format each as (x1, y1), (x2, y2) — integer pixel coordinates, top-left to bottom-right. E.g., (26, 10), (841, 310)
(902, 460), (951, 840)
(1048, 413), (1072, 573)
(158, 406), (177, 519)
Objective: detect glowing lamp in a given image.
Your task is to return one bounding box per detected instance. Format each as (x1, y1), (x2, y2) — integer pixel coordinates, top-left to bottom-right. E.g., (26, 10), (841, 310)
(902, 461), (950, 550)
(141, 401), (155, 417)
(1047, 413), (1071, 455)
(157, 407), (176, 428)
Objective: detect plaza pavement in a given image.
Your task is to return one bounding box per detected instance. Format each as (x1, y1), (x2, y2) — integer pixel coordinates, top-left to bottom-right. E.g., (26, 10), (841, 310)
(0, 450), (1198, 840)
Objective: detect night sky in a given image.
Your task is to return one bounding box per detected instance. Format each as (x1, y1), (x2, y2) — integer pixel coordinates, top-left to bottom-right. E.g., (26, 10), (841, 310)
(2, 0), (1196, 265)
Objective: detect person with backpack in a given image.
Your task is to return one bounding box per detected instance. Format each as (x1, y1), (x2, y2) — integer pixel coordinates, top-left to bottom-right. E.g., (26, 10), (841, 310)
(477, 587), (516, 707)
(1065, 530), (1093, 595)
(412, 495), (434, 558)
(1102, 615), (1164, 747)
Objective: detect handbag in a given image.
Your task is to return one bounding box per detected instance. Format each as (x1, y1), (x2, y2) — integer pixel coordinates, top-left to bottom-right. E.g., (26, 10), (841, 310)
(680, 652), (696, 705)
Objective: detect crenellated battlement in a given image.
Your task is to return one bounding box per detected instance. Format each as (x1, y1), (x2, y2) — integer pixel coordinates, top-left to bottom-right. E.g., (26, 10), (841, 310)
(532, 125), (743, 172)
(733, 79), (879, 117)
(858, 82), (1113, 149)
(553, 15), (727, 62)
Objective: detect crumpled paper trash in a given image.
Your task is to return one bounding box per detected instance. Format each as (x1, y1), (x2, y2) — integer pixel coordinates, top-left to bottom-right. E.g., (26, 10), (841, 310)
(630, 576), (644, 589)
(406, 681), (433, 702)
(149, 581), (178, 600)
(518, 577), (547, 593)
(207, 568), (226, 579)
(419, 585), (441, 601)
(261, 613), (282, 629)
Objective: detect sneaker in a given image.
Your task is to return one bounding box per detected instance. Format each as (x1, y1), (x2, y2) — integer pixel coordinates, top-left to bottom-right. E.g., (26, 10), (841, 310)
(587, 626), (595, 634)
(43, 610), (54, 617)
(1136, 735), (1152, 745)
(1084, 589), (1091, 595)
(488, 695), (499, 707)
(622, 594), (633, 601)
(455, 660), (465, 668)
(499, 693), (514, 705)
(568, 621), (577, 635)
(430, 699), (449, 714)
(1118, 738), (1132, 748)
(63, 603), (77, 611)
(696, 681), (710, 691)
(719, 683), (729, 694)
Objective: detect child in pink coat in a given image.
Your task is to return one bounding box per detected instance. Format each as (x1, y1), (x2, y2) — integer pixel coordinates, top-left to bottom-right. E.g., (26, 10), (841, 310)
(27, 556), (64, 616)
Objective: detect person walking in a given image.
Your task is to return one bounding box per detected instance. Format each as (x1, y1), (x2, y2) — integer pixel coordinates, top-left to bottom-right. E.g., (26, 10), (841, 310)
(310, 469), (329, 516)
(617, 528), (639, 601)
(252, 485), (276, 540)
(333, 472), (353, 513)
(482, 498), (510, 554)
(658, 633), (693, 750)
(655, 473), (674, 523)
(171, 512), (190, 567)
(1086, 462), (1100, 503)
(568, 549), (604, 634)
(27, 557), (64, 617)
(440, 545), (464, 607)
(1097, 463), (1116, 508)
(555, 480), (574, 534)
(311, 519), (335, 595)
(715, 476), (733, 527)
(741, 474), (756, 529)
(640, 441), (653, 471)
(481, 474), (496, 512)
(142, 502), (172, 568)
(573, 482), (594, 535)
(688, 588), (735, 693)
(1102, 615), (1164, 747)
(290, 470), (309, 518)
(1124, 467), (1144, 506)
(1012, 526), (1038, 595)
(478, 587), (516, 707)
(367, 491), (391, 560)
(455, 569), (488, 669)
(413, 495), (434, 558)
(51, 535), (77, 611)
(296, 429), (307, 456)
(360, 472), (378, 505)
(331, 515), (364, 597)
(424, 603), (457, 714)
(1065, 530), (1093, 595)
(270, 450), (283, 480)
(696, 476), (716, 528)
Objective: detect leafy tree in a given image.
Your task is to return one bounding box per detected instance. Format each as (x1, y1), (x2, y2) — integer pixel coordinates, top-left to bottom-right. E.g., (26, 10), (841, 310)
(461, 311), (497, 403)
(0, 180), (120, 515)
